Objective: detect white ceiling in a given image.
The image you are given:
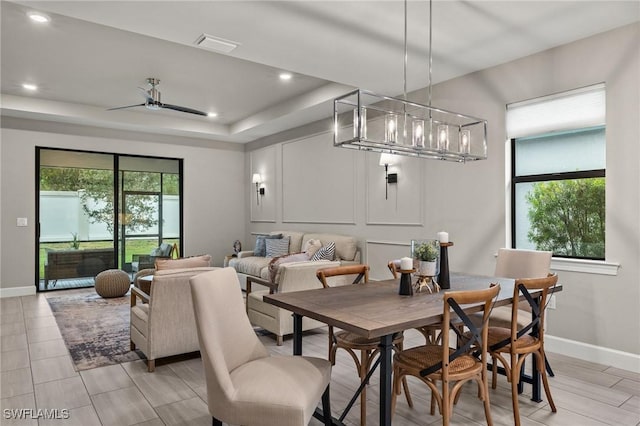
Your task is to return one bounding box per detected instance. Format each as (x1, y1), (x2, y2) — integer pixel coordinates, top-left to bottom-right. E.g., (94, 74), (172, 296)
(2, 1), (638, 144)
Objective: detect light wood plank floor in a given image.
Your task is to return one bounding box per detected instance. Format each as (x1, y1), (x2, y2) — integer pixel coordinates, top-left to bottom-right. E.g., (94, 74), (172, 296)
(1, 293), (639, 425)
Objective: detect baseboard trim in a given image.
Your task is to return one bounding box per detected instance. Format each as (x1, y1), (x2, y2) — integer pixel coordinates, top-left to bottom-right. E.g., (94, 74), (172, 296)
(546, 334), (640, 374)
(0, 286), (37, 298)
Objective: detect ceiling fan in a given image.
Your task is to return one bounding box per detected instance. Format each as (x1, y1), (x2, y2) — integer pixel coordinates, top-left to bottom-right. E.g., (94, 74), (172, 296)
(108, 77), (207, 116)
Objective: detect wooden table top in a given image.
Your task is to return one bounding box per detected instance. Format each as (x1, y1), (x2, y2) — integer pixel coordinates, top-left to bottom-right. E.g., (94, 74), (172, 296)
(264, 273), (561, 340)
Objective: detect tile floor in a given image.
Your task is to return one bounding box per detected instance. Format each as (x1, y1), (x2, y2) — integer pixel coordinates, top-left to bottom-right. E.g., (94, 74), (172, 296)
(1, 293), (639, 425)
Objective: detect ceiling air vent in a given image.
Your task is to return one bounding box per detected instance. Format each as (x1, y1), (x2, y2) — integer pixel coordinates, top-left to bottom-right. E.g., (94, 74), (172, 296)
(194, 34), (239, 53)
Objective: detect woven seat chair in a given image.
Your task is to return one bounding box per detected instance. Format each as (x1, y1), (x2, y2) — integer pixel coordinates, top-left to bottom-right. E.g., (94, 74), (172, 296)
(391, 284), (500, 426)
(316, 264), (412, 426)
(485, 273), (558, 426)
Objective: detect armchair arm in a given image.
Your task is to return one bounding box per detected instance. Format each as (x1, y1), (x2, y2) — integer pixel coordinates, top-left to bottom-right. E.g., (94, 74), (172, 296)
(237, 250), (255, 259)
(131, 286), (150, 309)
(246, 275), (279, 295)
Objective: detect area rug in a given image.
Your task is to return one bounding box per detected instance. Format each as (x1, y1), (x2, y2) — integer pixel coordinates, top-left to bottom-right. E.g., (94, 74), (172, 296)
(47, 289), (142, 371)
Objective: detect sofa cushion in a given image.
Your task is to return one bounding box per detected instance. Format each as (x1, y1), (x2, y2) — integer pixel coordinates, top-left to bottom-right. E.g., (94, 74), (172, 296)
(311, 242), (336, 261)
(254, 234), (283, 257)
(266, 236), (290, 258)
(273, 231), (305, 253)
(302, 239), (322, 258)
(155, 255), (211, 271)
(234, 256), (272, 277)
(302, 233), (358, 262)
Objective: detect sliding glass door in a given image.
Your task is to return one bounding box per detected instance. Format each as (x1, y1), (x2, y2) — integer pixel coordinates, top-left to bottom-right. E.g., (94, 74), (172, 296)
(37, 149), (182, 292)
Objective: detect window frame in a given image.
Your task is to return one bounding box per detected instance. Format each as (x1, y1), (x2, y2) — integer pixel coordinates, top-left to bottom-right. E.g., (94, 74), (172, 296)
(510, 137), (606, 260)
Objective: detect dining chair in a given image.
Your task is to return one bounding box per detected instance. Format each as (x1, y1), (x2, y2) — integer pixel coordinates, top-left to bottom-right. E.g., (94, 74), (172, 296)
(488, 248), (552, 328)
(486, 273), (558, 426)
(190, 267), (333, 426)
(316, 264), (412, 426)
(391, 284), (500, 426)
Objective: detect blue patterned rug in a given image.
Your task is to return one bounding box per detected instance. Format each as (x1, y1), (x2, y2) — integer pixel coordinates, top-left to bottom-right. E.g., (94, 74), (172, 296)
(47, 289), (142, 371)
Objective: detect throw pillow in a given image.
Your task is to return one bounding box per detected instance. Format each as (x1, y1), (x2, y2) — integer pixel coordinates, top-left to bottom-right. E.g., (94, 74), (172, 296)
(266, 236), (290, 258)
(155, 254), (212, 270)
(267, 252), (310, 283)
(254, 234), (283, 257)
(311, 242), (336, 261)
(302, 239), (322, 258)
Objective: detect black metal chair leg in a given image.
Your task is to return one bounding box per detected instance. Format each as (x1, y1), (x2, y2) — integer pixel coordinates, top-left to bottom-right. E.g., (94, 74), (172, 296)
(212, 417), (222, 426)
(545, 356), (555, 377)
(322, 385), (332, 426)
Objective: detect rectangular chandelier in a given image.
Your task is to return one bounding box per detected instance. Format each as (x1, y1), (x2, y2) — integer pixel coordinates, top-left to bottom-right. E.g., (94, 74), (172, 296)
(334, 89), (487, 163)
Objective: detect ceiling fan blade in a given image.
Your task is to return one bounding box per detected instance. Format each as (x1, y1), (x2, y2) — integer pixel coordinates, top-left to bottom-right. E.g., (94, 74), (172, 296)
(107, 103), (145, 111)
(161, 103), (207, 116)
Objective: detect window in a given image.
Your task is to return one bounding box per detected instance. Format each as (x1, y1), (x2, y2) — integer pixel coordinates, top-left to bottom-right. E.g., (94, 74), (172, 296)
(508, 84), (606, 260)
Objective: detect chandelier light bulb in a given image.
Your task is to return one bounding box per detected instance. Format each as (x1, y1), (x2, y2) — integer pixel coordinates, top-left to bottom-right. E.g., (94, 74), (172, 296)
(412, 119), (425, 148)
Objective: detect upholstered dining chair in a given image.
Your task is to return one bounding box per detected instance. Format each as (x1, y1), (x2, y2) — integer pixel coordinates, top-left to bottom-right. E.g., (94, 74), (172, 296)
(391, 284), (500, 426)
(485, 273), (558, 426)
(316, 264), (412, 426)
(487, 248), (552, 328)
(190, 267), (333, 426)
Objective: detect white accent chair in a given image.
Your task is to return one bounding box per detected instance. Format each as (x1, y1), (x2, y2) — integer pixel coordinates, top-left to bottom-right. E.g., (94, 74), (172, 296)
(246, 260), (340, 345)
(190, 267), (333, 426)
(130, 267), (216, 372)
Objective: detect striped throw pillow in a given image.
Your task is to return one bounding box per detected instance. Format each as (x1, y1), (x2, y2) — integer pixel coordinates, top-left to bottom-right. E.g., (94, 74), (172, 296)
(266, 236), (290, 258)
(311, 241), (335, 261)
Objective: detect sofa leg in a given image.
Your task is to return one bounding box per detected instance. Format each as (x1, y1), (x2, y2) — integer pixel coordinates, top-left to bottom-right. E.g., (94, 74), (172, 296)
(277, 335), (283, 346)
(147, 359), (155, 372)
(212, 416), (222, 426)
(130, 341), (136, 351)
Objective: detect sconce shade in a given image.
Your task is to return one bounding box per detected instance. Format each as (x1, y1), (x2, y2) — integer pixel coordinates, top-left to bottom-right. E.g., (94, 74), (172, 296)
(252, 173), (262, 184)
(379, 153), (395, 167)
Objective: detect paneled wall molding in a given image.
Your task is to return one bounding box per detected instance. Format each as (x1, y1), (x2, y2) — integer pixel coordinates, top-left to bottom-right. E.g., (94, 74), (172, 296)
(366, 240), (411, 246)
(365, 150), (424, 226)
(281, 135), (357, 224)
(250, 146), (277, 223)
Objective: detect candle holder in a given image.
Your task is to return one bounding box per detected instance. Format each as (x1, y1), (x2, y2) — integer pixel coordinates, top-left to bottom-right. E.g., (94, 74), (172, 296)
(439, 242), (453, 289)
(398, 269), (415, 296)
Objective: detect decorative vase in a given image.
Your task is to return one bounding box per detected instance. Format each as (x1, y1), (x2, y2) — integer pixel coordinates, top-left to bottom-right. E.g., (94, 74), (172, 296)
(418, 260), (437, 276)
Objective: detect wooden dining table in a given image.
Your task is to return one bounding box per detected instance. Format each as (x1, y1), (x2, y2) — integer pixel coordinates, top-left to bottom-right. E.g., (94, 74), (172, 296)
(263, 272), (561, 426)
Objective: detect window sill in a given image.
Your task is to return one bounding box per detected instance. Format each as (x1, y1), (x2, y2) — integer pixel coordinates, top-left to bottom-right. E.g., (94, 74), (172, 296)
(550, 257), (620, 276)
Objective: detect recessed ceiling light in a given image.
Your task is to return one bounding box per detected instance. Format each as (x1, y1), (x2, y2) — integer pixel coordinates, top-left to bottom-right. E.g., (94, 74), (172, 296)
(27, 11), (50, 23)
(22, 83), (38, 91)
(207, 112), (218, 118)
(279, 73), (292, 81)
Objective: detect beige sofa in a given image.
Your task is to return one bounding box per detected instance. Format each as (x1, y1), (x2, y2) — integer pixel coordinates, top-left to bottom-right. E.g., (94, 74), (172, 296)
(130, 266), (216, 371)
(229, 231), (360, 292)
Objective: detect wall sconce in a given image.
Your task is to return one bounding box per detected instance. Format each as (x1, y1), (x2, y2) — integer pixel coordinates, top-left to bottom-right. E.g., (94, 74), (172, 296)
(252, 173), (264, 205)
(379, 153), (398, 200)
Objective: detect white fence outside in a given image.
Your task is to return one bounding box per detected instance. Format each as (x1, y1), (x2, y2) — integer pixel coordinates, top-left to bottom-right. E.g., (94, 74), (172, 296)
(40, 191), (179, 242)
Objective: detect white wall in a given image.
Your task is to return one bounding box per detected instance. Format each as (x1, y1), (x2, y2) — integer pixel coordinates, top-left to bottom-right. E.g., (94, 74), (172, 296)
(0, 124), (246, 294)
(245, 23), (640, 359)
